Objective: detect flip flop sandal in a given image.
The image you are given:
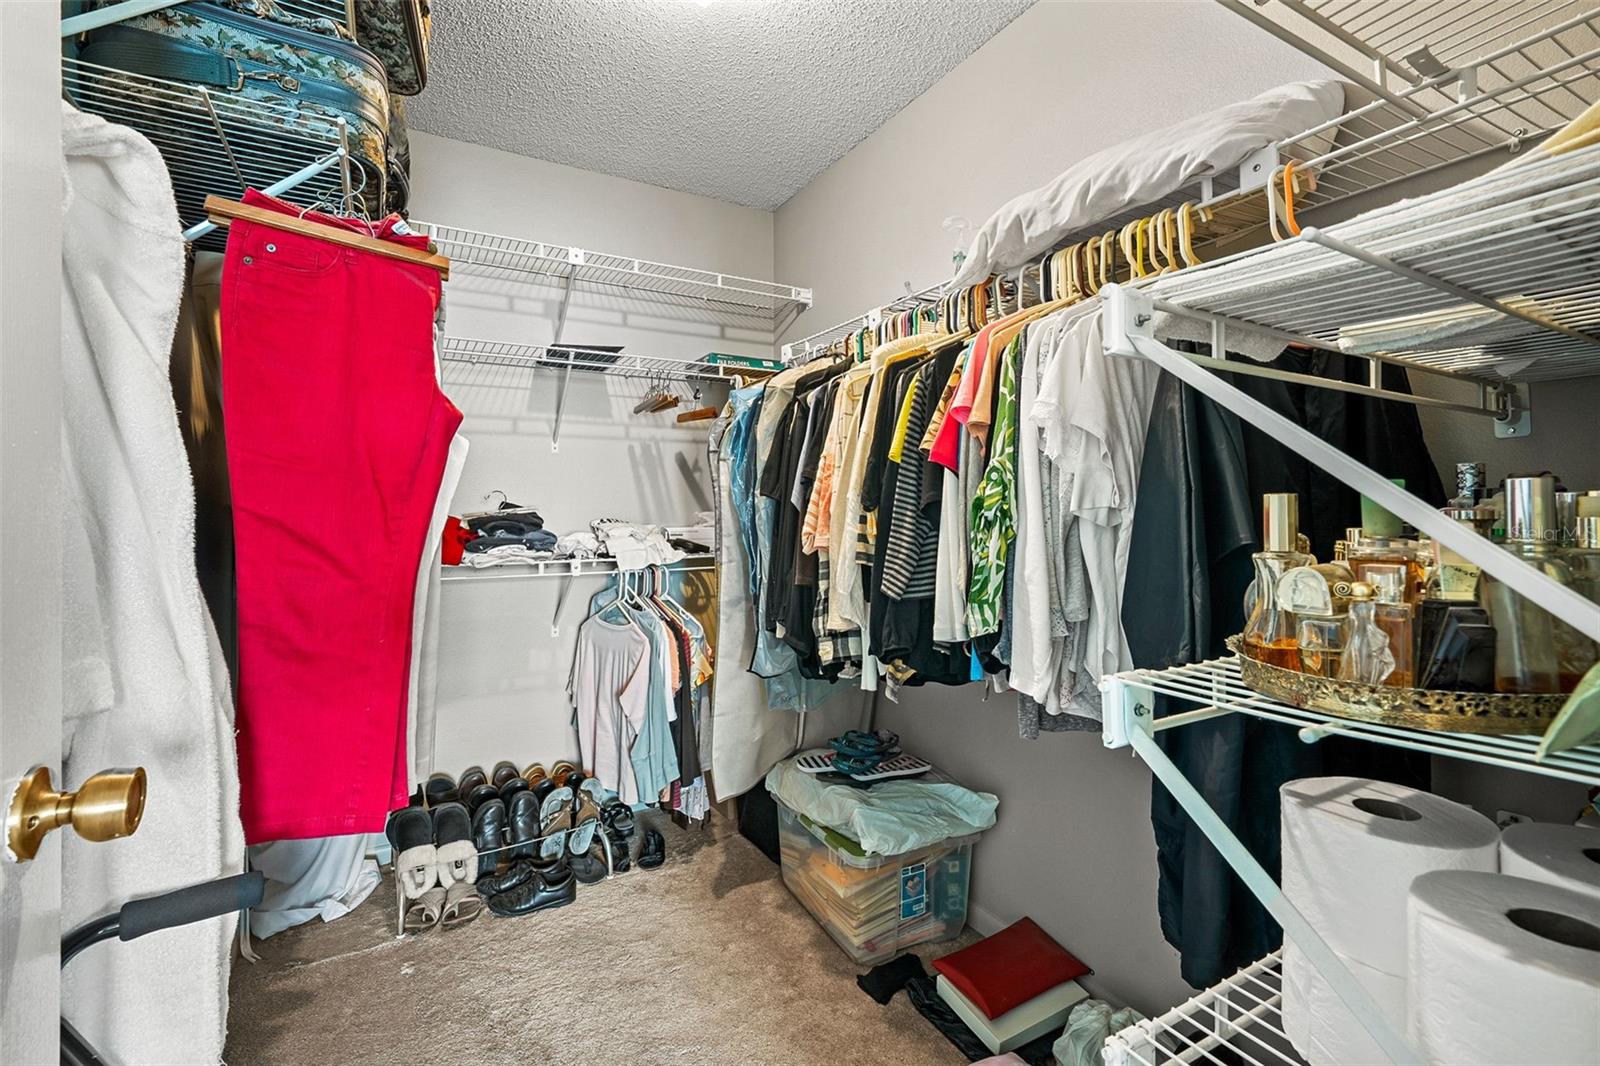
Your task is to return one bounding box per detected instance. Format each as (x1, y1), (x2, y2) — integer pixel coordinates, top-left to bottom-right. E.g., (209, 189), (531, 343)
(538, 786), (574, 860)
(403, 885), (446, 932)
(386, 806), (438, 899)
(568, 791), (603, 855)
(441, 881), (484, 927)
(521, 762), (547, 786)
(431, 802), (477, 886)
(549, 760), (579, 787)
(599, 797), (635, 837)
(840, 753), (934, 782)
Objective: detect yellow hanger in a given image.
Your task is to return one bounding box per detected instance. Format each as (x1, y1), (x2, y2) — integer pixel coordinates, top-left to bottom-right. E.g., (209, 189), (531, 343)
(1281, 161), (1304, 237)
(1176, 202), (1201, 267)
(1098, 230), (1115, 289)
(1118, 221), (1143, 280)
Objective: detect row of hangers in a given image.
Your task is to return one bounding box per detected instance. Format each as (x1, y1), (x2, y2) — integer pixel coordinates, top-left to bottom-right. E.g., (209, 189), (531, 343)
(594, 565), (693, 627)
(631, 378), (720, 423)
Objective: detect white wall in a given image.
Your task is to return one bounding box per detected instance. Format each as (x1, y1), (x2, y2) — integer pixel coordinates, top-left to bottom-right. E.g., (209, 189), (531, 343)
(773, 0), (1335, 1015)
(407, 131), (777, 774)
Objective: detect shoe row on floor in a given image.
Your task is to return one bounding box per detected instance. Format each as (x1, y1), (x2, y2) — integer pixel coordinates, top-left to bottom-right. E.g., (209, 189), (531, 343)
(386, 759), (667, 931)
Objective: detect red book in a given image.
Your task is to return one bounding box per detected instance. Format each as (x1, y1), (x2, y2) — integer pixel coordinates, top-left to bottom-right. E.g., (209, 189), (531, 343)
(931, 918), (1091, 1020)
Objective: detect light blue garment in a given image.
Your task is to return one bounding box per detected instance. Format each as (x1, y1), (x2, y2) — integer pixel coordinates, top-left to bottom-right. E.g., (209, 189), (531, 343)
(727, 385), (847, 711)
(766, 753), (998, 856)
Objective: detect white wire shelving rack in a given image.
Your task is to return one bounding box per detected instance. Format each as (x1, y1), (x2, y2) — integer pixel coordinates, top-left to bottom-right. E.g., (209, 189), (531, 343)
(779, 280), (947, 363)
(61, 56), (355, 250)
(1095, 138), (1600, 1066)
(1104, 952), (1296, 1066)
(443, 554), (716, 638)
(412, 220), (812, 325)
(439, 337), (738, 382)
(1215, 1), (1600, 217)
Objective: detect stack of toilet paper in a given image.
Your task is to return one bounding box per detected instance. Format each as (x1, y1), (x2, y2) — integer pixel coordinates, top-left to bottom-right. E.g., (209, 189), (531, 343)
(1279, 777), (1499, 1065)
(1281, 779), (1600, 1065)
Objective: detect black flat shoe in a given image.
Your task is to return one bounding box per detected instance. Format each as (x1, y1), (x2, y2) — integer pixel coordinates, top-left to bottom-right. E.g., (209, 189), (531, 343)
(638, 828), (666, 870)
(490, 760), (520, 789)
(483, 859), (577, 917)
(476, 857), (537, 898)
(465, 782), (500, 815)
(507, 789), (540, 860)
(498, 776), (531, 806)
(471, 798), (507, 880)
(424, 772), (459, 808)
(531, 778), (557, 807)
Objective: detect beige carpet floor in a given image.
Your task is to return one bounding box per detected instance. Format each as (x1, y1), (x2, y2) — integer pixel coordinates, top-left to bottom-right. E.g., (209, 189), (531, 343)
(226, 814), (976, 1065)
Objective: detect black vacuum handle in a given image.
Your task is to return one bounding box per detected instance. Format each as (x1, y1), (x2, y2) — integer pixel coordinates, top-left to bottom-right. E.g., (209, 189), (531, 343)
(118, 871), (265, 942)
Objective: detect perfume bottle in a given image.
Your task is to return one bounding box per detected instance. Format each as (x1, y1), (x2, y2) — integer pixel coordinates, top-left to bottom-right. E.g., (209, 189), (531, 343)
(1338, 582), (1396, 685)
(1278, 563), (1356, 679)
(1243, 494), (1314, 670)
(1479, 476), (1598, 693)
(1347, 528), (1424, 607)
(1566, 516), (1600, 603)
(1365, 563), (1415, 688)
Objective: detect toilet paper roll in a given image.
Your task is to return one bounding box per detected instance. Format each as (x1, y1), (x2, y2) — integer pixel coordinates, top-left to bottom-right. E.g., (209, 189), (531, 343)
(1281, 777), (1499, 975)
(1409, 871), (1600, 1066)
(1500, 822), (1600, 902)
(1281, 942), (1406, 1066)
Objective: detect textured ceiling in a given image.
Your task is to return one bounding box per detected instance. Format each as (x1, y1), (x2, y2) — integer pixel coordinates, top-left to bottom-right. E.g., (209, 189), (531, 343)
(406, 0), (1036, 210)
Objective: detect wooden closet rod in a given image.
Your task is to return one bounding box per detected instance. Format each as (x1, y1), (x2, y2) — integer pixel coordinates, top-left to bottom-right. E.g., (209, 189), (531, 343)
(202, 195), (452, 279)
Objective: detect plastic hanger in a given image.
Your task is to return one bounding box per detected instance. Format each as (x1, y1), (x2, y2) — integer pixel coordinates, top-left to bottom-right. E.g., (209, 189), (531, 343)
(1281, 161), (1304, 237)
(1176, 202), (1202, 268)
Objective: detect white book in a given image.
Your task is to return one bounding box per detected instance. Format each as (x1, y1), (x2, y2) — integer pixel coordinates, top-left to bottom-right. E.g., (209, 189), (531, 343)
(935, 973), (1090, 1055)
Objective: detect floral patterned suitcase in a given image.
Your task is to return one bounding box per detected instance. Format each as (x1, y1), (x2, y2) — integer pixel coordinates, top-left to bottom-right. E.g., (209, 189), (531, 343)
(72, 0), (402, 211)
(353, 0), (430, 96)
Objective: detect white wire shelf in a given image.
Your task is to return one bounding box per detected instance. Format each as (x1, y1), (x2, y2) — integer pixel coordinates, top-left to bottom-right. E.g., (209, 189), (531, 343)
(1221, 1), (1600, 216)
(1103, 655), (1600, 787)
(62, 57), (355, 251)
(1137, 138), (1600, 382)
(780, 280), (947, 363)
(439, 336), (745, 382)
(442, 554), (715, 582)
(1106, 952), (1299, 1066)
(412, 220), (811, 323)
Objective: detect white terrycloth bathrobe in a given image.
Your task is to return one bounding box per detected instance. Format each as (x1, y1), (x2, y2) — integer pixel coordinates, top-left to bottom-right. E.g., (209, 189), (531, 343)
(60, 102), (244, 1064)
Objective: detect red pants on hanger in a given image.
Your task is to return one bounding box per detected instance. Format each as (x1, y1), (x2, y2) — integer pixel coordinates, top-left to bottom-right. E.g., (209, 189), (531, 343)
(223, 189), (461, 843)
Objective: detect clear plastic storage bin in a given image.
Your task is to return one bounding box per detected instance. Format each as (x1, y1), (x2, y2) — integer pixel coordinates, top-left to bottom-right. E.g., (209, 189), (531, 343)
(775, 796), (975, 965)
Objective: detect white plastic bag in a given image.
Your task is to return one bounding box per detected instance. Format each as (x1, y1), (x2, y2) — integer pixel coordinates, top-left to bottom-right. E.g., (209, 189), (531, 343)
(1054, 999), (1145, 1066)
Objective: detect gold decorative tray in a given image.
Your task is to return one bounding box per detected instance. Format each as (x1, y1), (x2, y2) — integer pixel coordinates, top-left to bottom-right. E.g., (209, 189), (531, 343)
(1226, 635), (1566, 735)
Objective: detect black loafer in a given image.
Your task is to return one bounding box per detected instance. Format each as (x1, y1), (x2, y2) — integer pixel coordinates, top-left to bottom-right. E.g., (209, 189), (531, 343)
(424, 772), (459, 808)
(483, 859), (577, 917)
(476, 857), (537, 898)
(490, 760), (520, 789)
(465, 782), (500, 815)
(638, 828), (665, 870)
(531, 778), (557, 807)
(507, 789), (540, 860)
(498, 777), (531, 806)
(471, 798), (507, 880)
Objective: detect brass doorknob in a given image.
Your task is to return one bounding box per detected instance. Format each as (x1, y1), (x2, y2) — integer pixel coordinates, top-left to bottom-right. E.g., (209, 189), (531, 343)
(6, 766), (146, 863)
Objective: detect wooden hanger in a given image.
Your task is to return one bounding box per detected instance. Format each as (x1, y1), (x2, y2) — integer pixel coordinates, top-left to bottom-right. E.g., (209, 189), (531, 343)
(676, 406), (719, 423)
(202, 195), (451, 279)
